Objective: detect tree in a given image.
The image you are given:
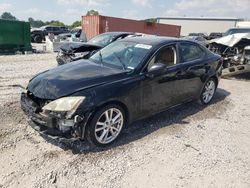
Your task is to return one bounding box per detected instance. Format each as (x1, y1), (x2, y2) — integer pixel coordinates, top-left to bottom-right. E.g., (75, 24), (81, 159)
(145, 18), (157, 25)
(1, 12), (17, 20)
(28, 17), (45, 28)
(28, 18), (66, 28)
(45, 20), (65, 27)
(86, 10), (99, 16)
(71, 21), (81, 28)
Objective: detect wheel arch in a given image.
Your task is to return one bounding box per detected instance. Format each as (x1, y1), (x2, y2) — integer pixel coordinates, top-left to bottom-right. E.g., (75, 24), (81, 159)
(96, 100), (130, 123)
(82, 100), (130, 142)
(198, 74), (219, 99)
(209, 75), (219, 88)
(85, 100), (130, 129)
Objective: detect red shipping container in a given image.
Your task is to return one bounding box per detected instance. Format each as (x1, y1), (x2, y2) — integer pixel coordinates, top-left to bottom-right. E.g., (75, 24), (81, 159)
(82, 15), (181, 40)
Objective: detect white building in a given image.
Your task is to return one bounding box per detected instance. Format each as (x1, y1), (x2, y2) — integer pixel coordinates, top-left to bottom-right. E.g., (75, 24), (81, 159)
(157, 17), (243, 36)
(236, 21), (250, 28)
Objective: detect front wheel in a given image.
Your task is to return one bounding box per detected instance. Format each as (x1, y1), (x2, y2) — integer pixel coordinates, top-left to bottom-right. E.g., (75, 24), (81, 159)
(86, 105), (125, 146)
(200, 78), (217, 104)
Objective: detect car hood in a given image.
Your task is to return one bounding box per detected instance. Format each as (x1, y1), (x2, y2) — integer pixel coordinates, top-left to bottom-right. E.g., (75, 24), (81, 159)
(60, 42), (102, 54)
(28, 60), (128, 99)
(210, 33), (250, 47)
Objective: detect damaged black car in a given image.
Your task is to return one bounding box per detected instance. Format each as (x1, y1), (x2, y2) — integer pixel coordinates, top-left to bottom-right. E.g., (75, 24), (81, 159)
(209, 33), (250, 77)
(56, 32), (136, 65)
(21, 37), (222, 146)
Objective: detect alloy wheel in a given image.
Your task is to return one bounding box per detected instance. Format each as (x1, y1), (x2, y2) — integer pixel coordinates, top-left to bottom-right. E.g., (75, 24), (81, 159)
(202, 80), (216, 104)
(94, 108), (124, 144)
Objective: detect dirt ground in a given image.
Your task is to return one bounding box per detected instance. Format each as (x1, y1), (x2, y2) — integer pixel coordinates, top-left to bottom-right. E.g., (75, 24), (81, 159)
(0, 53), (250, 188)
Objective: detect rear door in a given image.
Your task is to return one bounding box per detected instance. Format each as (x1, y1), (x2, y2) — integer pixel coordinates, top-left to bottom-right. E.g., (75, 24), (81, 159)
(176, 42), (208, 101)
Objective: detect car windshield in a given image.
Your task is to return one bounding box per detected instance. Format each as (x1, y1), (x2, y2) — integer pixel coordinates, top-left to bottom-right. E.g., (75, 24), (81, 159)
(90, 41), (152, 70)
(88, 33), (117, 47)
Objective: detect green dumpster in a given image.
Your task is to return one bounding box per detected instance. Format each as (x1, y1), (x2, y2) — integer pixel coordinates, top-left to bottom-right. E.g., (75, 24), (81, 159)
(0, 19), (32, 54)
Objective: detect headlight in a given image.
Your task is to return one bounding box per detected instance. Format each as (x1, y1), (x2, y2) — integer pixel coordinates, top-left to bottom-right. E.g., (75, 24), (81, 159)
(42, 97), (85, 118)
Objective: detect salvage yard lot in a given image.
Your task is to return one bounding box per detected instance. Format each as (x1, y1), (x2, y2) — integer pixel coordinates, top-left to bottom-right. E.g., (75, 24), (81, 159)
(0, 53), (250, 187)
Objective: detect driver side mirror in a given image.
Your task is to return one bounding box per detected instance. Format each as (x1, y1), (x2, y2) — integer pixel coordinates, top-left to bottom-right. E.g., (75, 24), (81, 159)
(146, 63), (166, 78)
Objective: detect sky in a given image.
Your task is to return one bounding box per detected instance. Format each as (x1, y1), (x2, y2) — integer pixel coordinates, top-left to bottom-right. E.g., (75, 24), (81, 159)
(0, 0), (250, 24)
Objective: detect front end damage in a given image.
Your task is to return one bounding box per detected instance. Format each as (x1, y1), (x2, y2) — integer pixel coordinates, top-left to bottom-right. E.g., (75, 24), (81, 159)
(56, 42), (102, 65)
(209, 33), (250, 77)
(20, 91), (91, 139)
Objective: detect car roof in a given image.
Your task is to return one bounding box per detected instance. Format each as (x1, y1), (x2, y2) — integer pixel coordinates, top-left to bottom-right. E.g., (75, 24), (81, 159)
(121, 36), (194, 46)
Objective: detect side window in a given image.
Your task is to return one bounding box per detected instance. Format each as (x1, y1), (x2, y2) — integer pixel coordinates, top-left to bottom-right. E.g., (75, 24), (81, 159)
(179, 43), (205, 62)
(46, 27), (52, 32)
(53, 27), (60, 31)
(148, 46), (177, 70)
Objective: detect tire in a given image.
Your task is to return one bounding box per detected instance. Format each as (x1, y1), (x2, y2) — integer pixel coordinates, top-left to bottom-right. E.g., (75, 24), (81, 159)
(200, 78), (217, 105)
(34, 35), (43, 43)
(85, 104), (126, 147)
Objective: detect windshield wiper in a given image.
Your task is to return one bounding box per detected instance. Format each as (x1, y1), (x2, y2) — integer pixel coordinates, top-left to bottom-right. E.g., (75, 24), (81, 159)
(113, 52), (126, 70)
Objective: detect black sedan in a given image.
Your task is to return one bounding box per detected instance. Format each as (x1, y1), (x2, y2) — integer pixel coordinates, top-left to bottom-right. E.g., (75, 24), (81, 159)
(21, 37), (222, 146)
(56, 32), (136, 65)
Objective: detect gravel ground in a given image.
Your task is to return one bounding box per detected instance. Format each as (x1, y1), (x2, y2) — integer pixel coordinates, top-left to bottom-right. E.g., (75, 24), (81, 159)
(0, 53), (250, 188)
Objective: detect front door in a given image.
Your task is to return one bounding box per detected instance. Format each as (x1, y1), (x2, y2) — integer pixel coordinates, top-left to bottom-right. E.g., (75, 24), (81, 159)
(140, 42), (208, 117)
(140, 44), (183, 116)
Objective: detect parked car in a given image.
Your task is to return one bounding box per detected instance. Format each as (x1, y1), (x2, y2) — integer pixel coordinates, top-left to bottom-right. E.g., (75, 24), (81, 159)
(31, 26), (69, 43)
(31, 28), (45, 43)
(224, 28), (250, 36)
(209, 33), (250, 70)
(56, 32), (136, 65)
(40, 25), (69, 36)
(21, 36), (222, 146)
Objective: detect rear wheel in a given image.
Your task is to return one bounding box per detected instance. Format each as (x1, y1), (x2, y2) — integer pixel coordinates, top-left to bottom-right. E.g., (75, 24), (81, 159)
(86, 105), (125, 146)
(200, 78), (217, 104)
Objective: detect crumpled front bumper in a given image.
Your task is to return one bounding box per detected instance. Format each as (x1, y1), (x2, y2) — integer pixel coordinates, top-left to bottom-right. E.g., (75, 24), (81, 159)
(20, 92), (83, 139)
(56, 53), (71, 65)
